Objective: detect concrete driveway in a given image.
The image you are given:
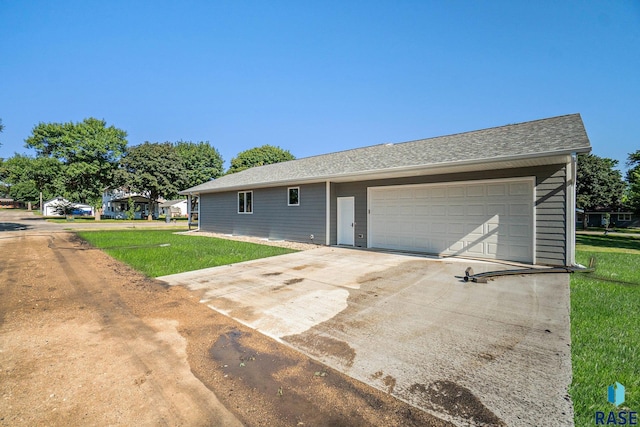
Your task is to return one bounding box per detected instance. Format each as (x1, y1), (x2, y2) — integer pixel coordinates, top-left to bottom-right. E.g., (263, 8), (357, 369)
(159, 247), (573, 426)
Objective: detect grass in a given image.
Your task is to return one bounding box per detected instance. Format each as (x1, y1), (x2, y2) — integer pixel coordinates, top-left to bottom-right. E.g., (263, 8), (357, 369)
(48, 217), (191, 223)
(579, 227), (640, 234)
(76, 229), (296, 277)
(570, 234), (640, 425)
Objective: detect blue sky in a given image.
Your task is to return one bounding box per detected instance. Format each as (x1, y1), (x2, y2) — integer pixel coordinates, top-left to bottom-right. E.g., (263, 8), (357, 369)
(1, 1), (639, 172)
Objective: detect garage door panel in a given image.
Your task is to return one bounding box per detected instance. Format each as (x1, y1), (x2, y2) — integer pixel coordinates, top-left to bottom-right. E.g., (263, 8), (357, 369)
(467, 204), (485, 216)
(369, 179), (534, 263)
(447, 187), (465, 198)
(447, 223), (466, 235)
(509, 182), (531, 195)
(487, 184), (507, 196)
(461, 241), (485, 255)
(509, 224), (531, 238)
(466, 185), (485, 197)
(430, 205), (447, 216)
(509, 203), (532, 216)
(430, 187), (446, 198)
(487, 204), (507, 215)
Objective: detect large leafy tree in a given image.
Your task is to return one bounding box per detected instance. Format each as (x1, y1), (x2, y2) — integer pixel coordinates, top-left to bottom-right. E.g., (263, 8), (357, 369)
(227, 144), (295, 174)
(25, 117), (127, 207)
(1, 155), (64, 203)
(576, 154), (626, 211)
(116, 142), (187, 219)
(174, 141), (223, 188)
(626, 150), (640, 213)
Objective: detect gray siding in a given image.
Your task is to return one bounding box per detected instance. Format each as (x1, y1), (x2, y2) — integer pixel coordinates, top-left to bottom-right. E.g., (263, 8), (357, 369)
(200, 164), (568, 265)
(332, 164), (567, 265)
(200, 183), (326, 244)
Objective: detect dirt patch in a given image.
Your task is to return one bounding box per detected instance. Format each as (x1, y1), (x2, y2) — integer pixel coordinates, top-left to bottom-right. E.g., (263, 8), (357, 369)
(0, 232), (451, 426)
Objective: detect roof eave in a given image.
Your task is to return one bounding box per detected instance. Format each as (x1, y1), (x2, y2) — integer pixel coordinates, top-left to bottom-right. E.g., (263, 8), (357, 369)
(180, 146), (591, 196)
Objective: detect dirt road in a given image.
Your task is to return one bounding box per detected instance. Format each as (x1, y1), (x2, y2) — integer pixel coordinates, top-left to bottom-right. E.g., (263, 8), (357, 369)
(0, 226), (449, 425)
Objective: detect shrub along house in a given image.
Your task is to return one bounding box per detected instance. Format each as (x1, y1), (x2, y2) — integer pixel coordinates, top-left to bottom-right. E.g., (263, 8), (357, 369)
(181, 114), (591, 266)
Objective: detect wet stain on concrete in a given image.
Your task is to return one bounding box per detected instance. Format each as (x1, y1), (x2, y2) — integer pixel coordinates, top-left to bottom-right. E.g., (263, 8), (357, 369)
(272, 277), (305, 291)
(262, 272), (282, 277)
(370, 370), (396, 394)
(409, 380), (506, 426)
(283, 333), (356, 368)
(383, 375), (397, 394)
(356, 260), (430, 286)
(477, 352), (495, 361)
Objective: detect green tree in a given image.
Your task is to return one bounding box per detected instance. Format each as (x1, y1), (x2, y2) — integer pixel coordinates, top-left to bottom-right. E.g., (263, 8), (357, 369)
(116, 142), (187, 220)
(576, 154), (626, 211)
(1, 154), (64, 203)
(227, 144), (294, 174)
(174, 141), (223, 188)
(25, 117), (127, 208)
(626, 150), (640, 213)
(0, 118), (4, 147)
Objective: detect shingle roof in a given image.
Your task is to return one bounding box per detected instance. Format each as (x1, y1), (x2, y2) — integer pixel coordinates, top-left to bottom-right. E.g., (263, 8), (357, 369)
(182, 114), (591, 194)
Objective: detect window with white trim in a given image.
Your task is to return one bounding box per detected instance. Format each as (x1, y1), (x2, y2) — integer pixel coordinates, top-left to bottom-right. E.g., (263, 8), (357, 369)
(618, 213), (632, 221)
(288, 187), (300, 206)
(238, 191), (253, 214)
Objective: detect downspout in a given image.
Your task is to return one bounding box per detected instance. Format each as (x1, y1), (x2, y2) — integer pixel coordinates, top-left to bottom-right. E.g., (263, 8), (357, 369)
(566, 154), (578, 266)
(325, 181), (331, 245)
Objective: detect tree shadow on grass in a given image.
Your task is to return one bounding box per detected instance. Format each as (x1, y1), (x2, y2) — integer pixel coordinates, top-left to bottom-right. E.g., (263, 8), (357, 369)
(576, 234), (640, 251)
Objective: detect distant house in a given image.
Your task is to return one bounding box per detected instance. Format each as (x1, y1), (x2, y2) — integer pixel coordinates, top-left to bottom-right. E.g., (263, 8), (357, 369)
(159, 199), (188, 218)
(181, 114), (592, 266)
(579, 210), (640, 228)
(0, 198), (25, 209)
(43, 197), (94, 217)
(101, 189), (161, 219)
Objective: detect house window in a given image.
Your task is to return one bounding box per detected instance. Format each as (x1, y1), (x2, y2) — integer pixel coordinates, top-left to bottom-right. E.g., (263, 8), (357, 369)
(618, 213), (632, 221)
(288, 187), (300, 206)
(238, 191), (253, 214)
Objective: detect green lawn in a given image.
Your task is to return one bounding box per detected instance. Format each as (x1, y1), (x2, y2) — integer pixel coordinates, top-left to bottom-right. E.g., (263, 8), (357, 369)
(48, 217), (190, 223)
(570, 234), (640, 425)
(76, 229), (296, 277)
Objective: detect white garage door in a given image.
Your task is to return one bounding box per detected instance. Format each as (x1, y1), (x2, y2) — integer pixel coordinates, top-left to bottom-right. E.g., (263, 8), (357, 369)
(368, 179), (534, 263)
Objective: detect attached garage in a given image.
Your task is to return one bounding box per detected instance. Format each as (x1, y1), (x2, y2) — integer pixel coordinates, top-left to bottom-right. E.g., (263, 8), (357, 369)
(183, 114), (591, 266)
(368, 178), (534, 263)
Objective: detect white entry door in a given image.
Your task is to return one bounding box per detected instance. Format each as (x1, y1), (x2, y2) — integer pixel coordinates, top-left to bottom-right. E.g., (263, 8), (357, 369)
(337, 197), (355, 246)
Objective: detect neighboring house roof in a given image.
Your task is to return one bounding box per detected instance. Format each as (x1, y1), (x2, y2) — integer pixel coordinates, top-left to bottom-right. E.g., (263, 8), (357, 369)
(181, 113), (591, 195)
(43, 197), (69, 205)
(109, 195), (153, 203)
(159, 199), (186, 208)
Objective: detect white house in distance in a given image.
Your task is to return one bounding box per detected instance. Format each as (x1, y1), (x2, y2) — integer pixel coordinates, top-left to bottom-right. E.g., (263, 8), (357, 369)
(159, 199), (188, 218)
(101, 189), (162, 219)
(43, 197), (94, 217)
